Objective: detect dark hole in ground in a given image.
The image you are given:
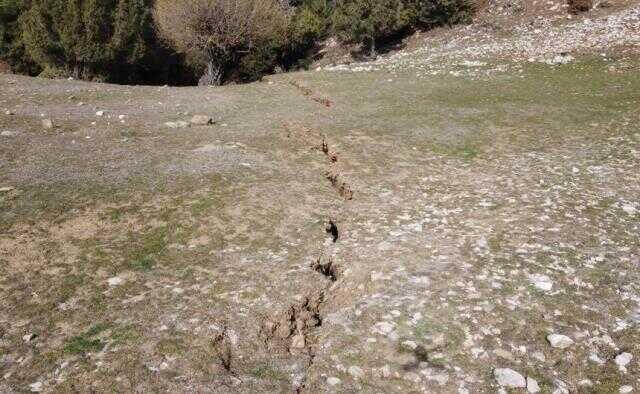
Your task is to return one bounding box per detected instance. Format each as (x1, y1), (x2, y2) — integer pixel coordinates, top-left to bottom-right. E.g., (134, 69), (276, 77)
(326, 220), (339, 243)
(312, 257), (339, 282)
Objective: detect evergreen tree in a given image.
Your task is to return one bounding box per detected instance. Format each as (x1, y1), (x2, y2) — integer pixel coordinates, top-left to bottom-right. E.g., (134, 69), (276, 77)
(332, 0), (413, 57)
(0, 0), (38, 73)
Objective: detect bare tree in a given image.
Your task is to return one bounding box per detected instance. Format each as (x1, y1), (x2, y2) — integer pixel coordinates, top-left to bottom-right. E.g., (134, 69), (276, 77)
(154, 0), (287, 85)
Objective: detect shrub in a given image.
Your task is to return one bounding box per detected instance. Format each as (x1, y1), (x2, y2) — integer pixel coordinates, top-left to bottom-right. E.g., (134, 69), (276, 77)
(16, 0), (174, 83)
(332, 0), (413, 57)
(567, 0), (592, 14)
(0, 0), (39, 74)
(154, 0), (288, 85)
(285, 0), (332, 67)
(409, 0), (475, 28)
(332, 0), (474, 56)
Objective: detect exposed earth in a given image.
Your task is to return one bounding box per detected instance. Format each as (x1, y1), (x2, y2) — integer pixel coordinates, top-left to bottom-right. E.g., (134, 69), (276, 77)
(1, 2), (639, 393)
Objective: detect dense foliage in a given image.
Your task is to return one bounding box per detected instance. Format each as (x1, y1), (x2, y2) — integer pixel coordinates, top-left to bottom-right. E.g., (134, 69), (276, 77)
(0, 0), (474, 85)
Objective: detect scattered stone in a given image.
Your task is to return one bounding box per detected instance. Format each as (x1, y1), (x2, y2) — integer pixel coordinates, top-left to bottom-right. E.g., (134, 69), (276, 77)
(404, 372), (421, 383)
(96, 110), (105, 117)
(578, 379), (593, 387)
(527, 377), (541, 393)
(615, 352), (633, 372)
(401, 340), (418, 350)
(531, 351), (546, 362)
(374, 321), (396, 335)
(42, 119), (54, 130)
(164, 121), (189, 129)
(547, 334), (574, 349)
(348, 366), (364, 379)
(29, 382), (43, 392)
(190, 115), (214, 125)
(290, 333), (305, 349)
(1, 130), (15, 137)
(326, 377), (341, 386)
(22, 333), (35, 343)
(494, 368), (526, 388)
(622, 204), (636, 215)
(619, 386), (633, 393)
(494, 349), (516, 362)
(4, 110), (14, 115)
(0, 186), (15, 193)
(529, 274), (553, 291)
(589, 352), (605, 365)
(107, 276), (124, 287)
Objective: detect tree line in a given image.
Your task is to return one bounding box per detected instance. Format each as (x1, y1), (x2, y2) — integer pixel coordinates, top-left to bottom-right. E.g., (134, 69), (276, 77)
(0, 0), (474, 85)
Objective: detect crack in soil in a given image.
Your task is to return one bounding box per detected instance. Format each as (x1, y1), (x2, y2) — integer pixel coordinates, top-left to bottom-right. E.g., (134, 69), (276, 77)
(283, 122), (355, 201)
(312, 255), (340, 282)
(326, 219), (339, 243)
(267, 121), (359, 392)
(289, 81), (333, 108)
(213, 326), (243, 382)
(326, 170), (354, 201)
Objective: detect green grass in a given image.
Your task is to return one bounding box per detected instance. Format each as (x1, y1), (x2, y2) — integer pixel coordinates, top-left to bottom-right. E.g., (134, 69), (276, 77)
(64, 324), (109, 354)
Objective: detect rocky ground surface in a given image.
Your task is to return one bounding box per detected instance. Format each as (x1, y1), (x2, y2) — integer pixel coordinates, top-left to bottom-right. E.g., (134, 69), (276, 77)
(1, 2), (639, 393)
(324, 0), (640, 79)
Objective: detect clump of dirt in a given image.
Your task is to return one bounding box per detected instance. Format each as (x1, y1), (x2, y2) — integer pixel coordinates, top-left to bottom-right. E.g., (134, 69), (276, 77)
(260, 292), (325, 354)
(321, 136), (339, 163)
(312, 256), (340, 282)
(326, 170), (354, 200)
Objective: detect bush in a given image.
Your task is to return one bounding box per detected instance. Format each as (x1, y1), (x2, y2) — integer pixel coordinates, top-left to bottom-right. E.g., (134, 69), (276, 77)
(154, 0), (288, 85)
(332, 0), (474, 56)
(332, 0), (413, 57)
(409, 0), (475, 27)
(567, 0), (592, 14)
(284, 0), (332, 67)
(13, 0), (176, 83)
(0, 0), (39, 74)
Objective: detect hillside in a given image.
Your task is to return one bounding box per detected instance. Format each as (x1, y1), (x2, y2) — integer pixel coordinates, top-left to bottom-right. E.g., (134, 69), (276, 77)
(1, 2), (640, 392)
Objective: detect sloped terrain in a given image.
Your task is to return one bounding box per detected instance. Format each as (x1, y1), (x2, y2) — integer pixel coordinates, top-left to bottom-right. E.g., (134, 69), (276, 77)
(1, 4), (640, 393)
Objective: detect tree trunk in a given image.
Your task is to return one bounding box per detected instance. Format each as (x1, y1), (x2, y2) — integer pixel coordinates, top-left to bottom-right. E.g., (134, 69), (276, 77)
(369, 38), (376, 59)
(199, 59), (223, 86)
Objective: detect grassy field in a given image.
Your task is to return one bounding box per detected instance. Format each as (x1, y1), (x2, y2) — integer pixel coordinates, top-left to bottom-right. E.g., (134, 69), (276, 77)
(1, 55), (639, 392)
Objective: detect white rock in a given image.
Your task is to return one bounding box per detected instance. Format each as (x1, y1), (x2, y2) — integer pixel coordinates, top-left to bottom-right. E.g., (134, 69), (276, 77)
(615, 352), (633, 371)
(529, 274), (553, 291)
(619, 386), (633, 393)
(348, 366), (364, 379)
(326, 377), (341, 386)
(190, 115), (214, 125)
(42, 119), (54, 129)
(290, 333), (305, 349)
(531, 351), (546, 362)
(589, 352), (605, 365)
(547, 334), (574, 349)
(23, 333), (35, 343)
(164, 121), (189, 129)
(107, 276), (124, 287)
(374, 321), (395, 335)
(29, 382), (43, 392)
(402, 340), (417, 350)
(494, 368), (526, 388)
(1, 130), (15, 137)
(96, 111), (105, 117)
(527, 377), (541, 393)
(404, 372), (421, 383)
(622, 204), (636, 215)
